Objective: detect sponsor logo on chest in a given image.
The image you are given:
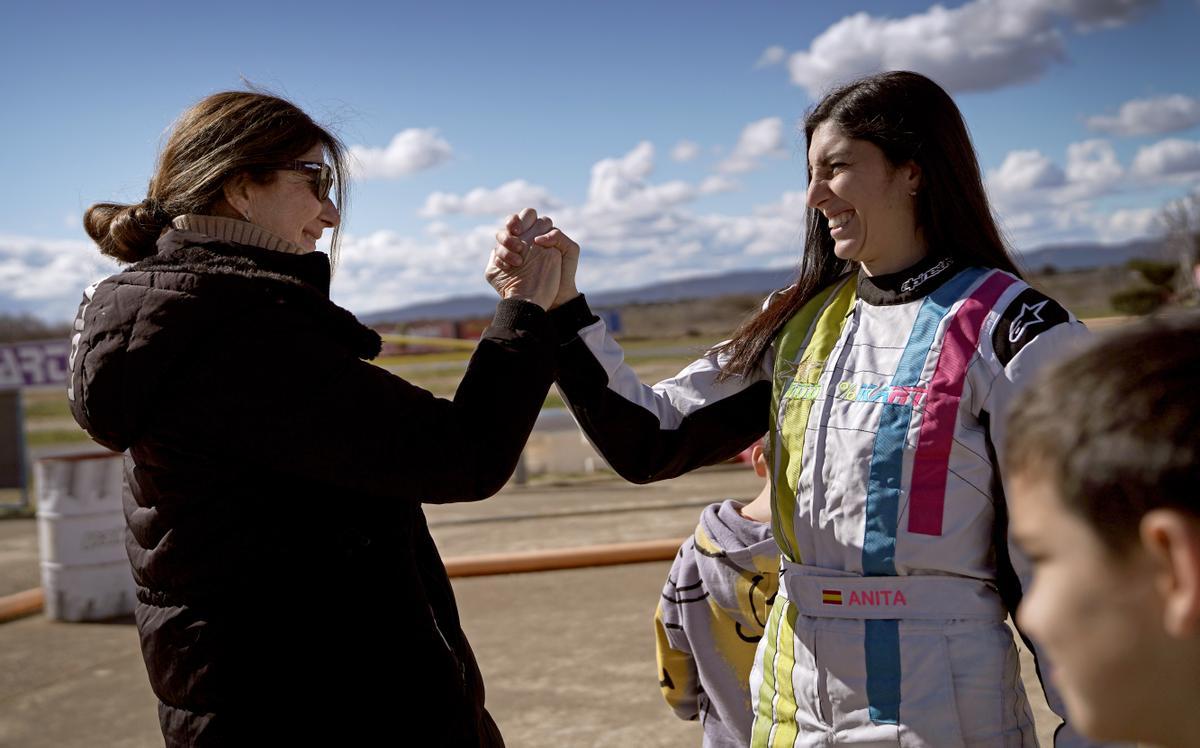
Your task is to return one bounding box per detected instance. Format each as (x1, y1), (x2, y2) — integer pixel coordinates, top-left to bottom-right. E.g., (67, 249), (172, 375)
(783, 379), (930, 409)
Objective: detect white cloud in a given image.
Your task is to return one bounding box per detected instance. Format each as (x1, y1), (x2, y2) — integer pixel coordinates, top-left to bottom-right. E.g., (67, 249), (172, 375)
(1087, 94), (1200, 137)
(984, 134), (1199, 249)
(424, 220), (454, 237)
(349, 128), (453, 179)
(1053, 0), (1160, 31)
(671, 140), (700, 162)
(503, 143), (805, 281)
(786, 0), (1156, 97)
(325, 138), (816, 316)
(1132, 138), (1200, 178)
(1064, 139), (1123, 195)
(1095, 207), (1161, 239)
(419, 179), (561, 217)
(755, 46), (787, 69)
(10, 120), (1188, 324)
(988, 139), (1138, 210)
(718, 117), (787, 174)
(989, 150), (1067, 194)
(640, 181), (696, 207)
(989, 137), (1200, 214)
(587, 141), (655, 206)
(0, 235), (121, 321)
(1000, 202), (1165, 249)
(334, 198), (773, 316)
(326, 195), (806, 317)
(699, 175), (738, 195)
(329, 225), (498, 314)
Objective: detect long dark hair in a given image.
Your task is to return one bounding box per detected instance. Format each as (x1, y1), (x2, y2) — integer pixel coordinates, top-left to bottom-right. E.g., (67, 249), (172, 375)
(84, 90), (350, 264)
(717, 70), (1022, 379)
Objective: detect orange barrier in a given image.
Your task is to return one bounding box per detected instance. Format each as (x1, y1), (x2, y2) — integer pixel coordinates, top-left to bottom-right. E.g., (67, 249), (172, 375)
(444, 537), (684, 578)
(0, 587), (44, 623)
(0, 539), (686, 624)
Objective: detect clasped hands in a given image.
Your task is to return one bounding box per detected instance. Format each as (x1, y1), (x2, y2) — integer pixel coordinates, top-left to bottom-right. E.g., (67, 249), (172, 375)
(484, 208), (580, 311)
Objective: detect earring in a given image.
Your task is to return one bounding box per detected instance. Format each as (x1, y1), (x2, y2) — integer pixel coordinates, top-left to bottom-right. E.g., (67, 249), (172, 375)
(909, 190), (917, 197)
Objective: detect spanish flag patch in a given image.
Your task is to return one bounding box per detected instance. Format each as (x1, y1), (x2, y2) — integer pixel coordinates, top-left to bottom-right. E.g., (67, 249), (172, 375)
(821, 589), (843, 605)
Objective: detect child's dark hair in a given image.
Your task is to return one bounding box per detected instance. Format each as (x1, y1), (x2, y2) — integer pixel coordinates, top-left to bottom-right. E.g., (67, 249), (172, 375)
(1005, 313), (1200, 553)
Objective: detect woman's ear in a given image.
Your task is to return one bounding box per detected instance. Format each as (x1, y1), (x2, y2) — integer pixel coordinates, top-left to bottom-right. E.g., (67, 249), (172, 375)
(902, 160), (922, 195)
(1140, 509), (1200, 638)
(221, 173), (254, 222)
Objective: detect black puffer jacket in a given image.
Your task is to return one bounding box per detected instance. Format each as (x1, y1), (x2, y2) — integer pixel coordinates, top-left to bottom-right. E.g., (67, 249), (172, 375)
(68, 229), (554, 746)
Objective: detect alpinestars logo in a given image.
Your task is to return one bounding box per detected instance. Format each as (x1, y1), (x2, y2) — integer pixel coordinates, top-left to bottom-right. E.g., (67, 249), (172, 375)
(899, 258), (953, 293)
(1009, 300), (1048, 343)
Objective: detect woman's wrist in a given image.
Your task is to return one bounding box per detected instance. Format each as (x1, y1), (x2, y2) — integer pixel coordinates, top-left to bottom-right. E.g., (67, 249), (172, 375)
(502, 290), (550, 311)
(550, 288), (581, 310)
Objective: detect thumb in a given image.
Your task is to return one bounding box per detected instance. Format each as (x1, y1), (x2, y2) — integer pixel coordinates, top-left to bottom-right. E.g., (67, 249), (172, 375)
(533, 229), (579, 256)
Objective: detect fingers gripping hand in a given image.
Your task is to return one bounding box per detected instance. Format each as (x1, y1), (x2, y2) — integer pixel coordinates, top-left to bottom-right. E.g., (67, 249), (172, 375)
(485, 210), (562, 310)
(492, 210), (552, 272)
(533, 229), (581, 309)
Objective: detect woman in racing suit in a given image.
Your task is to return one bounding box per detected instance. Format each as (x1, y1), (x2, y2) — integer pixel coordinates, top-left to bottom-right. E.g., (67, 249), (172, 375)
(489, 71), (1103, 746)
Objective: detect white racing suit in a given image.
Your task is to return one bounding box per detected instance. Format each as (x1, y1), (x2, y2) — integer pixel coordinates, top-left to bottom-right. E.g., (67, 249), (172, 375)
(549, 257), (1105, 746)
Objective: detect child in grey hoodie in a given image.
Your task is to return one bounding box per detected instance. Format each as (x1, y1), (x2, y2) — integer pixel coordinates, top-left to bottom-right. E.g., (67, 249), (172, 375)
(655, 441), (779, 747)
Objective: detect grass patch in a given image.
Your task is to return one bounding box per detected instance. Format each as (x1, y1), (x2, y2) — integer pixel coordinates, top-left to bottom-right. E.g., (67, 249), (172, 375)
(374, 350), (471, 367)
(617, 334), (723, 351)
(21, 388), (72, 419)
(25, 428), (94, 447)
(1076, 307), (1122, 321)
(0, 487), (34, 516)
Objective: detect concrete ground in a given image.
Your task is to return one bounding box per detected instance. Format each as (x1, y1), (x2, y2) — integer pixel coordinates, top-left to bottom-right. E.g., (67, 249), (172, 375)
(0, 466), (1060, 746)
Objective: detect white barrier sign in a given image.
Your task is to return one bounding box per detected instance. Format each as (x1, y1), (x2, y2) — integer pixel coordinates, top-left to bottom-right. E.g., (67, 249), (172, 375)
(0, 340), (70, 390)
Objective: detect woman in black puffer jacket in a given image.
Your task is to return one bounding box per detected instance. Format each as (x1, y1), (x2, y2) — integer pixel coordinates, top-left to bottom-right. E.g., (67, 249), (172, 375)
(69, 91), (563, 747)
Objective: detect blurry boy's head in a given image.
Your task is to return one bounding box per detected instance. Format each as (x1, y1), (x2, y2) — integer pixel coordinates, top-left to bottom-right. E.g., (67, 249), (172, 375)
(1004, 314), (1200, 747)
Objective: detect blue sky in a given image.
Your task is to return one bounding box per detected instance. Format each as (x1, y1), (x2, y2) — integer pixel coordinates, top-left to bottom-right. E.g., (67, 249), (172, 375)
(2, 0), (1198, 321)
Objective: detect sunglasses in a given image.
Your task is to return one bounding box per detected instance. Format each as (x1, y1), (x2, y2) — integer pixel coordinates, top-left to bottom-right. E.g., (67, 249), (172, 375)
(277, 160), (333, 201)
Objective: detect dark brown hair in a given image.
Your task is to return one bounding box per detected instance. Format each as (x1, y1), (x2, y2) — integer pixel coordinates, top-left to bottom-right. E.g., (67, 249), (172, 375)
(83, 90), (349, 264)
(1005, 314), (1200, 553)
(716, 70), (1021, 379)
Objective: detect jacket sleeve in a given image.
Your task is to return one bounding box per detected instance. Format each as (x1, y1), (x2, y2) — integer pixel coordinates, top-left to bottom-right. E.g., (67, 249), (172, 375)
(165, 298), (555, 504)
(548, 294), (771, 484)
(655, 541), (700, 722)
(977, 291), (1123, 747)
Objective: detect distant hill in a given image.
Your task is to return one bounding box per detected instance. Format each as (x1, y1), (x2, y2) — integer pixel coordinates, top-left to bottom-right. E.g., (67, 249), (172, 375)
(358, 236), (1165, 324)
(357, 267), (797, 324)
(1018, 237), (1166, 273)
(358, 294), (498, 325)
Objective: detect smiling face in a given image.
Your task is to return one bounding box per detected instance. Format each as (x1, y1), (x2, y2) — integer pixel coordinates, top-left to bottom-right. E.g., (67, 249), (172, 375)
(1009, 469), (1169, 743)
(232, 143), (340, 252)
(806, 122), (924, 275)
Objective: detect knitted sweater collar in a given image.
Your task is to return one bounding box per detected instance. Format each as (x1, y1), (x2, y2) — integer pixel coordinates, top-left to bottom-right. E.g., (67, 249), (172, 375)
(171, 214), (310, 256)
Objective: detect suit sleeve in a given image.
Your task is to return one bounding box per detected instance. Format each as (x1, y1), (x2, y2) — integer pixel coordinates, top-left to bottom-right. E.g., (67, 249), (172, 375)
(549, 294), (771, 483)
(979, 290), (1124, 747)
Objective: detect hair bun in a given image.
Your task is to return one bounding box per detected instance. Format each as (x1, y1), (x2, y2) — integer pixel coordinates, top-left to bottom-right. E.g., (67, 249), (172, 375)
(134, 198), (170, 224)
(83, 198), (171, 263)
